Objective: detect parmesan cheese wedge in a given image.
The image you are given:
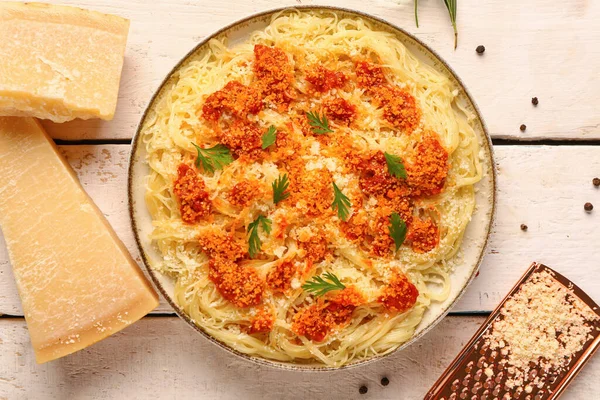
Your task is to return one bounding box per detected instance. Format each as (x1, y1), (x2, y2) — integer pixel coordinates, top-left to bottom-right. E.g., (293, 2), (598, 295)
(0, 117), (159, 363)
(0, 2), (129, 122)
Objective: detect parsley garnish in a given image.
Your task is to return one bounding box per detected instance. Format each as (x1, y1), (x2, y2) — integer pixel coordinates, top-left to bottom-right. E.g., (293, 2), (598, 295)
(247, 215), (272, 258)
(191, 142), (233, 174)
(331, 182), (352, 221)
(302, 272), (346, 297)
(306, 111), (333, 135)
(389, 212), (408, 251)
(261, 125), (277, 149)
(384, 152), (407, 179)
(272, 174), (290, 205)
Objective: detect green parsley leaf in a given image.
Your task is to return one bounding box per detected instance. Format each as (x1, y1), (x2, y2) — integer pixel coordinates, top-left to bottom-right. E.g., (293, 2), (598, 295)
(389, 212), (408, 251)
(191, 142), (234, 174)
(261, 125), (277, 149)
(302, 272), (346, 297)
(332, 182), (352, 221)
(247, 215), (272, 258)
(272, 174), (290, 205)
(384, 152), (407, 179)
(306, 111), (333, 135)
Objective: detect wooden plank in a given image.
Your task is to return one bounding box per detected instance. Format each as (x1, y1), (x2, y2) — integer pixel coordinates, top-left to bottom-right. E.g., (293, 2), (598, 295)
(32, 0), (600, 141)
(0, 316), (597, 399)
(1, 144), (599, 316)
(454, 144), (600, 312)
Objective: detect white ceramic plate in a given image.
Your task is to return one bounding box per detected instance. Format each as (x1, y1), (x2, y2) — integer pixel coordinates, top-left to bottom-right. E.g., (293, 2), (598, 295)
(128, 6), (496, 370)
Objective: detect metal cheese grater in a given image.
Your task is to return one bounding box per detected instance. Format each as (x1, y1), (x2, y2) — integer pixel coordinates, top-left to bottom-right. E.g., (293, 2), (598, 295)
(425, 263), (600, 400)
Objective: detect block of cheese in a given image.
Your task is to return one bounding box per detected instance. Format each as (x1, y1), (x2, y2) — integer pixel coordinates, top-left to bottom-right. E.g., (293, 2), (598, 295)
(0, 2), (129, 122)
(0, 117), (159, 363)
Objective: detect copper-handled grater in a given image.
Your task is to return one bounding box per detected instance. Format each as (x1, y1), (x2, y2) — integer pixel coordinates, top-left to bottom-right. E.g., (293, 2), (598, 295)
(425, 263), (600, 400)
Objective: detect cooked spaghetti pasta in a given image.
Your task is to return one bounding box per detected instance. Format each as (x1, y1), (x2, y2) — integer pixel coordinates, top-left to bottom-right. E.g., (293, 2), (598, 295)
(140, 10), (482, 367)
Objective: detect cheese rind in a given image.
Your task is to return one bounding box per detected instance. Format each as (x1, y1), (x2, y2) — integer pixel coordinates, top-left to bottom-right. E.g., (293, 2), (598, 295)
(0, 2), (129, 122)
(0, 117), (159, 363)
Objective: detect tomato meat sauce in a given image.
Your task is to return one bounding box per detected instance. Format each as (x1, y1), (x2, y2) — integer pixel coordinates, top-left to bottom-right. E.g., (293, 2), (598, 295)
(253, 44), (294, 109)
(208, 258), (264, 308)
(249, 306), (275, 334)
(407, 217), (439, 253)
(266, 260), (297, 293)
(306, 65), (348, 92)
(173, 164), (212, 224)
(378, 271), (419, 313)
(201, 80), (262, 122)
(324, 97), (356, 125)
(407, 134), (449, 197)
(220, 120), (263, 160)
(292, 287), (365, 342)
(228, 179), (262, 207)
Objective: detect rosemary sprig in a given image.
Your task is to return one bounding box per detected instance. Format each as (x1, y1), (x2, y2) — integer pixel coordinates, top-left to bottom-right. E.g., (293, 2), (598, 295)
(272, 174), (290, 205)
(442, 0), (458, 49)
(247, 215), (272, 258)
(415, 0), (419, 28)
(331, 182), (352, 221)
(191, 142), (233, 174)
(384, 152), (407, 179)
(389, 212), (408, 251)
(306, 111), (333, 135)
(302, 272), (346, 297)
(413, 0), (458, 49)
(261, 125), (277, 149)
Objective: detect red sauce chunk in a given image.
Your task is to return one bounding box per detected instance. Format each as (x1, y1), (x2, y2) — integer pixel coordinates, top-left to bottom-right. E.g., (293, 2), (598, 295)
(371, 217), (395, 257)
(373, 86), (421, 134)
(306, 66), (348, 92)
(330, 286), (365, 307)
(356, 151), (401, 197)
(292, 287), (364, 342)
(173, 164), (212, 224)
(198, 228), (246, 261)
(291, 168), (334, 217)
(298, 230), (330, 264)
(291, 302), (331, 342)
(253, 44), (294, 109)
(208, 259), (264, 308)
(201, 81), (262, 122)
(249, 307), (275, 334)
(407, 134), (449, 196)
(220, 120), (263, 160)
(407, 217), (439, 253)
(378, 271), (419, 313)
(355, 60), (386, 88)
(228, 180), (261, 207)
(324, 97), (356, 125)
(266, 260), (297, 293)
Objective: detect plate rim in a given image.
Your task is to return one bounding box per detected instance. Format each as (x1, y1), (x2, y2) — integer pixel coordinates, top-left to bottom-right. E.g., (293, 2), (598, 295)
(127, 5), (497, 371)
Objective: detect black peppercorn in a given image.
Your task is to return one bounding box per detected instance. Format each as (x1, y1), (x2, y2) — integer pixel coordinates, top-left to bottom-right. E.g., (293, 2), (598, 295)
(584, 202), (594, 212)
(381, 377), (390, 386)
(520, 224), (528, 231)
(531, 97), (539, 106)
(593, 178), (600, 187)
(520, 124), (527, 132)
(476, 45), (485, 54)
(359, 385), (368, 394)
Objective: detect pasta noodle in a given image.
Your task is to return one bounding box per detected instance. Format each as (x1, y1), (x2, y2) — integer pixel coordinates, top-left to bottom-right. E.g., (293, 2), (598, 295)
(140, 10), (482, 367)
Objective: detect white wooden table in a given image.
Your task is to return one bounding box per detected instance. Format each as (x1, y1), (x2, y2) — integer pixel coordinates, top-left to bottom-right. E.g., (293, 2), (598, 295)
(1, 1), (600, 398)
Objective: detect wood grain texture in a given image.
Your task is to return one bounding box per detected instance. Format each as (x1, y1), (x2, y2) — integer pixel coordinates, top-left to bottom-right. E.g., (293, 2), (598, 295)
(1, 145), (599, 316)
(0, 316), (598, 399)
(33, 0), (600, 141)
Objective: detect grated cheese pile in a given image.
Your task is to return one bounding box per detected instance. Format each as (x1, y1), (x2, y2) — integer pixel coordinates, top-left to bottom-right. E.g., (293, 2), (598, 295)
(483, 270), (599, 390)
